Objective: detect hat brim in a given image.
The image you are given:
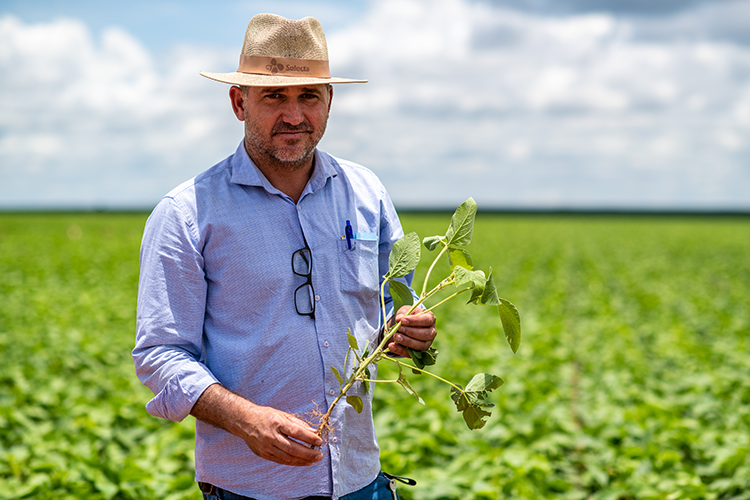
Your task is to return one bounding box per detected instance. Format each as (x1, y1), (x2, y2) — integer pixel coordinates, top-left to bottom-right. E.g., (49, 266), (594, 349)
(200, 71), (367, 86)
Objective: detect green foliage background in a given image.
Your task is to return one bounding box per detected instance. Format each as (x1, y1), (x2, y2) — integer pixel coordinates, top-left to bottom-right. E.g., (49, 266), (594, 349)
(1, 212), (749, 499)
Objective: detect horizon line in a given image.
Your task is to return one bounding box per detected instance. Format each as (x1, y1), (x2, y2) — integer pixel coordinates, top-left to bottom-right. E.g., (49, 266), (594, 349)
(1, 206), (749, 216)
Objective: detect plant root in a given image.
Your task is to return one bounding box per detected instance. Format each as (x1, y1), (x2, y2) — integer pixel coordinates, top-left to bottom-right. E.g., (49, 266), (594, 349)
(298, 401), (334, 449)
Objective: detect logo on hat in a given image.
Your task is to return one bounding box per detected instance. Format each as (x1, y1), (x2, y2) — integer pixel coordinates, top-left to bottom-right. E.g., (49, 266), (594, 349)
(266, 59), (285, 74)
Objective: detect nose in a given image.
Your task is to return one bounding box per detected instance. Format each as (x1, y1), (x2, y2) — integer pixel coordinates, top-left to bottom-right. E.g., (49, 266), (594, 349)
(280, 99), (304, 126)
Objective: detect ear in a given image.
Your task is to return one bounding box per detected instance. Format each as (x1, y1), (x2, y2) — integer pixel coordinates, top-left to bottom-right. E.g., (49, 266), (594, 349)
(327, 85), (333, 113)
(229, 86), (246, 121)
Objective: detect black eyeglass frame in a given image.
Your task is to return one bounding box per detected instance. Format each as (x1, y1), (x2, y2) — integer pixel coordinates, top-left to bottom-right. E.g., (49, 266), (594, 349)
(291, 246), (315, 319)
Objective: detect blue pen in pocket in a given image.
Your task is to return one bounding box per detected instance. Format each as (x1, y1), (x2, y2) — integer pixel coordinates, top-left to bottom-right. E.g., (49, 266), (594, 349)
(345, 220), (354, 250)
(342, 220), (378, 251)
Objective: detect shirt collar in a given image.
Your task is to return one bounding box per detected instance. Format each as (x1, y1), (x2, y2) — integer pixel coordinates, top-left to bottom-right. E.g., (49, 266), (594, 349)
(229, 140), (338, 198)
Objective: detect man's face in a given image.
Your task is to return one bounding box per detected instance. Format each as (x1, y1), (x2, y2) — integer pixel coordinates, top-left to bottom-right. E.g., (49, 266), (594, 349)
(232, 84), (332, 170)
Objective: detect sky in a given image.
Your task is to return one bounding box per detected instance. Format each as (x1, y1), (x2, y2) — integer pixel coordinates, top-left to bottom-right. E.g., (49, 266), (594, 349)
(1, 0), (749, 210)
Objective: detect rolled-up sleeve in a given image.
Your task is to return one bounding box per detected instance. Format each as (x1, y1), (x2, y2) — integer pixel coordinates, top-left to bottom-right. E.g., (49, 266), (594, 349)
(133, 196), (219, 421)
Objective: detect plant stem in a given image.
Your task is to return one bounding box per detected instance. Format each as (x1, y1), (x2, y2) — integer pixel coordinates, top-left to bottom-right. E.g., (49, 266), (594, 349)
(421, 244), (449, 298)
(422, 286), (471, 315)
(316, 374), (358, 436)
(380, 279), (388, 332)
(382, 356), (465, 393)
(342, 349), (351, 379)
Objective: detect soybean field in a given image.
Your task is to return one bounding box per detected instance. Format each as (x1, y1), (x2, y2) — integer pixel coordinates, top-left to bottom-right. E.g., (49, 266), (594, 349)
(0, 212), (748, 500)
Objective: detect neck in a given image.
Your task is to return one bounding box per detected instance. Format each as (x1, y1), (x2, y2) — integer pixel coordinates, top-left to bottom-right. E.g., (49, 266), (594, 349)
(246, 145), (315, 204)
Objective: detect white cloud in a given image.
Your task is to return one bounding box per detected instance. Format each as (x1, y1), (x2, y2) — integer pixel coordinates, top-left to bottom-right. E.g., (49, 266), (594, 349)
(323, 0), (750, 208)
(330, 0), (750, 116)
(0, 15), (239, 207)
(1, 1), (750, 209)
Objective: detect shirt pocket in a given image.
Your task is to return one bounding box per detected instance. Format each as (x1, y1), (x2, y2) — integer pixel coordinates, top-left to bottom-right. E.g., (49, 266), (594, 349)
(337, 235), (380, 301)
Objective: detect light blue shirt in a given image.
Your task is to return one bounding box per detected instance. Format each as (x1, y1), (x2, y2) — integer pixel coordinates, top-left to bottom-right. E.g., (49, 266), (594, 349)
(133, 141), (409, 500)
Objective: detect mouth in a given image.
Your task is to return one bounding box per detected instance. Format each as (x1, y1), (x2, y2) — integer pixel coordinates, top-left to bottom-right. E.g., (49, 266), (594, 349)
(275, 130), (310, 139)
(273, 122), (314, 139)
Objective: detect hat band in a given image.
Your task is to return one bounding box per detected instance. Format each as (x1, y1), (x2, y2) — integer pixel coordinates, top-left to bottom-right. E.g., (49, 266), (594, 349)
(238, 55), (331, 79)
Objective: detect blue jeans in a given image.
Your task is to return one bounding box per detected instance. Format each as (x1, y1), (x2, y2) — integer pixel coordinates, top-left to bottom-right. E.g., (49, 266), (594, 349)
(200, 472), (398, 500)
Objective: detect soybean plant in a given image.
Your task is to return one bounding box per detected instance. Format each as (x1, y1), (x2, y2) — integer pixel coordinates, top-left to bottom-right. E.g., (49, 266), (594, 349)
(316, 198), (521, 436)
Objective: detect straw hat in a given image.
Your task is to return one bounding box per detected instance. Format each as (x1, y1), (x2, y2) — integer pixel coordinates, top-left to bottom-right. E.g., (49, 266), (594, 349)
(200, 13), (367, 87)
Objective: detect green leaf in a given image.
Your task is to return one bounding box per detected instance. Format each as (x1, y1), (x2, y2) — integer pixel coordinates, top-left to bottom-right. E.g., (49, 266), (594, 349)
(465, 373), (504, 400)
(364, 366), (371, 395)
(498, 298), (521, 353)
(451, 389), (491, 428)
(454, 266), (486, 289)
(408, 346), (439, 371)
(386, 232), (421, 278)
(388, 279), (414, 314)
(450, 373), (504, 430)
(423, 235), (444, 251)
(467, 284), (484, 305)
(346, 328), (359, 351)
(444, 198), (477, 248)
(448, 248), (473, 270)
(480, 268), (500, 306)
(331, 366), (344, 385)
(397, 364), (425, 404)
(346, 395), (364, 413)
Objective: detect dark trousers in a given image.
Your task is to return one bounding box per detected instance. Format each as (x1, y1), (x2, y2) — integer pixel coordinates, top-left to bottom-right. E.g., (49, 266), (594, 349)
(200, 471), (398, 500)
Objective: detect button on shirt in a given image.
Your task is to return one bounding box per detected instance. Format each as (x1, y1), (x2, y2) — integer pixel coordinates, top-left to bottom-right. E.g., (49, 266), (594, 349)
(133, 142), (410, 500)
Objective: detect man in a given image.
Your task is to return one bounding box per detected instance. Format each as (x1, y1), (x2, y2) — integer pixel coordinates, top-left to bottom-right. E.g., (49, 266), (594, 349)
(133, 13), (437, 500)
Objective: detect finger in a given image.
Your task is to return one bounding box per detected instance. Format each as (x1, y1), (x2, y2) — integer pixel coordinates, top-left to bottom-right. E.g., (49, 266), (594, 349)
(272, 435), (323, 465)
(281, 416), (324, 447)
(392, 333), (432, 351)
(399, 311), (435, 327)
(387, 341), (410, 358)
(266, 445), (322, 467)
(396, 325), (436, 342)
(396, 305), (412, 316)
(394, 305), (415, 323)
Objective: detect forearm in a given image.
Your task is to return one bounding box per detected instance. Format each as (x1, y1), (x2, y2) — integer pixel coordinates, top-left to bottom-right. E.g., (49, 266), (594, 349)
(190, 383), (256, 436)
